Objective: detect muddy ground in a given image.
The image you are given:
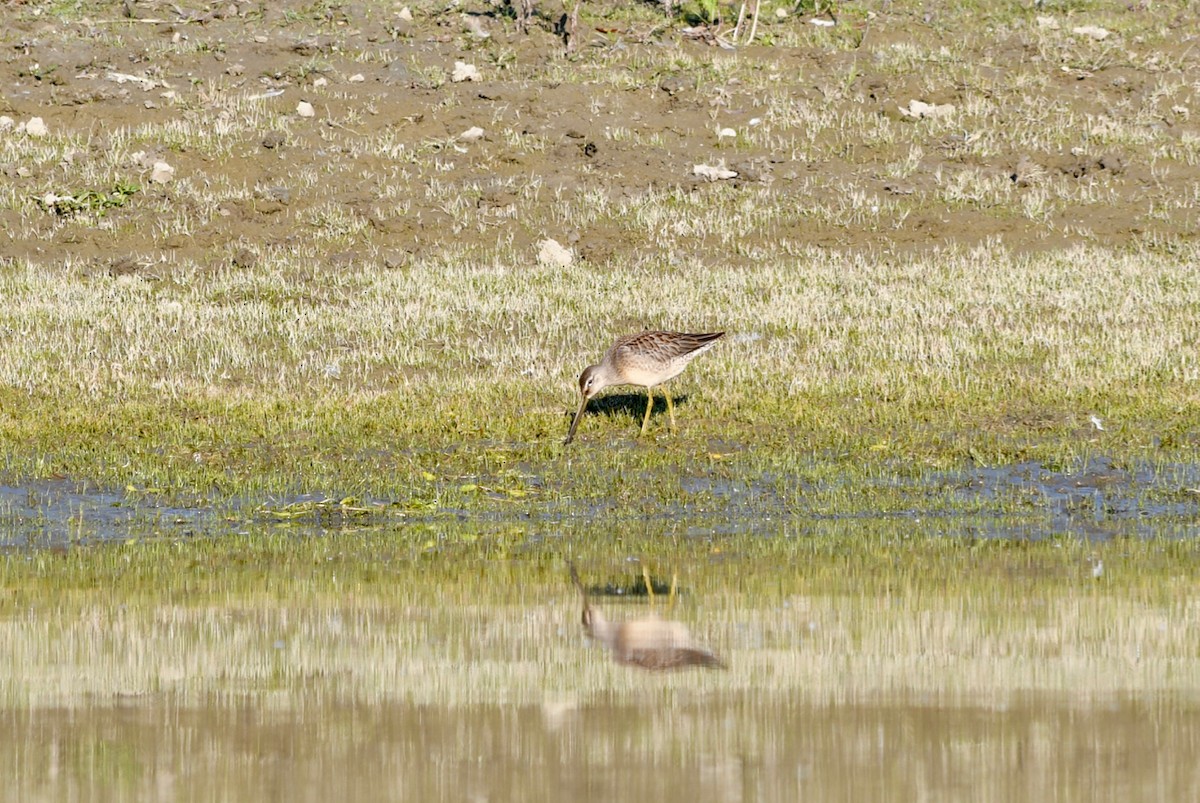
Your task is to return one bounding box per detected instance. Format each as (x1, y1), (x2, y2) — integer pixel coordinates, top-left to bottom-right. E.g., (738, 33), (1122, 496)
(2, 0), (1198, 273)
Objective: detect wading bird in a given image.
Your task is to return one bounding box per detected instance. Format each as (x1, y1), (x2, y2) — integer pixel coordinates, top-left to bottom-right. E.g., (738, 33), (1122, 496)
(569, 563), (726, 671)
(565, 330), (724, 444)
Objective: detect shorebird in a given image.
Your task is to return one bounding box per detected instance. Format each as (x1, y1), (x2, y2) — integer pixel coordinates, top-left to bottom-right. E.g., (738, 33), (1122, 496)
(569, 563), (726, 671)
(564, 330), (724, 444)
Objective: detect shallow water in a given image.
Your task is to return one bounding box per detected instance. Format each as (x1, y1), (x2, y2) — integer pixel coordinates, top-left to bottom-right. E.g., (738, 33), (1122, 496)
(3, 462), (1200, 801)
(5, 693), (1199, 802)
(3, 456), (1199, 547)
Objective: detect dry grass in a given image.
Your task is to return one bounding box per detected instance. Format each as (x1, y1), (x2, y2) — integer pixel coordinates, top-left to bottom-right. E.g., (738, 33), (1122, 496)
(1, 241), (1197, 403)
(1, 236), (1198, 505)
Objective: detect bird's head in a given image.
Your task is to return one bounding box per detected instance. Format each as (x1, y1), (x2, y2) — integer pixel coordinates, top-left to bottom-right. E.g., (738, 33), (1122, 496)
(578, 364), (606, 400)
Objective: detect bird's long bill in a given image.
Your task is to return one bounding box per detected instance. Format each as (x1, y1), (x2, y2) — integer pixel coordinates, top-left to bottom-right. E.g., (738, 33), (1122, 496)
(567, 561), (584, 592)
(564, 397), (588, 444)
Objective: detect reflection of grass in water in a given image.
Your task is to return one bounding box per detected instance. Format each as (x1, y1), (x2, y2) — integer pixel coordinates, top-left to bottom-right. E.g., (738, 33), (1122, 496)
(2, 524), (1198, 708)
(5, 696), (1197, 801)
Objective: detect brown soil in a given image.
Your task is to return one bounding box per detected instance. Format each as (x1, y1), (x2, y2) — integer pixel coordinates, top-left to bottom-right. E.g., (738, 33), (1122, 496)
(2, 0), (1198, 271)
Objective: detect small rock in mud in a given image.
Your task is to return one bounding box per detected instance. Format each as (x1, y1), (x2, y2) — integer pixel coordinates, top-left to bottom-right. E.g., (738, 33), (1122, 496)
(24, 117), (49, 137)
(261, 130), (286, 149)
(693, 163), (738, 181)
(1072, 25), (1111, 41)
(128, 150), (155, 169)
(884, 182), (915, 196)
(381, 251), (410, 270)
(230, 247), (258, 269)
(1097, 153), (1124, 174)
(463, 15), (490, 39)
(730, 158), (772, 183)
(458, 126), (485, 143)
(150, 161), (175, 184)
(296, 101), (316, 117)
(452, 62), (480, 83)
(256, 185), (291, 205)
(899, 100), (954, 120)
(537, 238), (574, 268)
(1011, 155), (1044, 187)
(659, 74), (696, 96)
(1054, 153), (1124, 179)
(388, 17), (414, 38)
(383, 61), (412, 86)
(291, 38), (331, 56)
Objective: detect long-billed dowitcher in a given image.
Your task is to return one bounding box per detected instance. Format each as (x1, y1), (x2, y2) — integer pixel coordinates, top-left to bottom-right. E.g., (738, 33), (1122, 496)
(564, 330), (724, 444)
(569, 563), (726, 671)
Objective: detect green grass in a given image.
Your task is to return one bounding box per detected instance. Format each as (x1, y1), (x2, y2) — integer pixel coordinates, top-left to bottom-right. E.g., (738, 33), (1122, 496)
(1, 242), (1199, 513)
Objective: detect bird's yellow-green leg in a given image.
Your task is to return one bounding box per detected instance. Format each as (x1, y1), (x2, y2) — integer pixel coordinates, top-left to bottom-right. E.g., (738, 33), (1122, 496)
(640, 387), (655, 435)
(665, 388), (677, 431)
(668, 570), (678, 613)
(642, 564), (655, 604)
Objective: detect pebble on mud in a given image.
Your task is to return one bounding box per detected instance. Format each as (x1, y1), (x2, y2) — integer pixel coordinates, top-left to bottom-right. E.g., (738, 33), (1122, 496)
(296, 101), (316, 117)
(537, 239), (574, 268)
(658, 74), (696, 96)
(464, 15), (490, 39)
(1010, 155), (1044, 188)
(150, 161), (175, 184)
(452, 62), (480, 83)
(24, 117), (49, 137)
(458, 126), (485, 143)
(898, 100), (955, 120)
(693, 163), (738, 181)
(1072, 25), (1111, 41)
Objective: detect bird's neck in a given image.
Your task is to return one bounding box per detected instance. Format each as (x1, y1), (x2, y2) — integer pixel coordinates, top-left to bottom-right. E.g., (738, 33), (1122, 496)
(585, 605), (617, 647)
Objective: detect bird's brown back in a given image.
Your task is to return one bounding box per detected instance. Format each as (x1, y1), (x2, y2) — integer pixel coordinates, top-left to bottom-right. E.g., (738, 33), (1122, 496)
(605, 331), (724, 387)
